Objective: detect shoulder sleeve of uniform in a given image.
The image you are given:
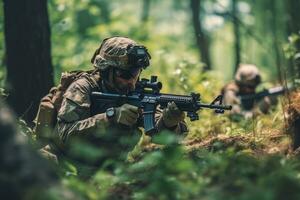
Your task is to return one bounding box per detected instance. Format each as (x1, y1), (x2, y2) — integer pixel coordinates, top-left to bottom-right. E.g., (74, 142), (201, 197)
(58, 78), (93, 122)
(222, 82), (239, 93)
(63, 77), (93, 107)
(222, 82), (241, 105)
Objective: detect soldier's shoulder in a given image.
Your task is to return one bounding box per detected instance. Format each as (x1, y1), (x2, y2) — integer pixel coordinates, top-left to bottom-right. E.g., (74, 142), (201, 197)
(67, 70), (101, 92)
(62, 72), (100, 107)
(223, 81), (239, 93)
(81, 70), (101, 87)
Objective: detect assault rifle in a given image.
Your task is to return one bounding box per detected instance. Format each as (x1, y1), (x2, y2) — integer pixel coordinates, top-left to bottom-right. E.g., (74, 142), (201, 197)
(91, 76), (232, 134)
(239, 85), (290, 110)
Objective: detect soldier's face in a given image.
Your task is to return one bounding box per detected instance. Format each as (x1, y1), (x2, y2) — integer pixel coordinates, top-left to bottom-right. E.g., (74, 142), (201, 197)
(114, 68), (141, 94)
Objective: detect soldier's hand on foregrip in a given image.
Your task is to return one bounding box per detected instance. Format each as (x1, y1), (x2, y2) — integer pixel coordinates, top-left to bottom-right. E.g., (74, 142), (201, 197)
(162, 101), (185, 128)
(114, 104), (139, 126)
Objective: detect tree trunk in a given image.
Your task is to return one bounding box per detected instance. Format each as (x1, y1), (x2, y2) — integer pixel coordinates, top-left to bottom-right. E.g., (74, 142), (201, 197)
(270, 0), (283, 83)
(3, 0), (53, 124)
(232, 0), (241, 74)
(286, 0), (300, 77)
(93, 0), (111, 24)
(190, 0), (211, 71)
(141, 0), (151, 23)
(286, 0), (300, 36)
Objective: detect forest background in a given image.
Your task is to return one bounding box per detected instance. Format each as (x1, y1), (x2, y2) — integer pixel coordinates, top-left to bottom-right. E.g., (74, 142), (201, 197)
(1, 0), (300, 199)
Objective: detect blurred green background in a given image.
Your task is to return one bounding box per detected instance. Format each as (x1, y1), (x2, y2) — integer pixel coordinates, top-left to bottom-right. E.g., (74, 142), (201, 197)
(1, 0), (296, 87)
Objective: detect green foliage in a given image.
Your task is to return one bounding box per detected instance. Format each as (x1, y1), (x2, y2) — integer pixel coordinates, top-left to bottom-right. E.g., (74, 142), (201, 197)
(2, 0), (300, 199)
(0, 87), (8, 98)
(283, 33), (300, 59)
(57, 134), (300, 200)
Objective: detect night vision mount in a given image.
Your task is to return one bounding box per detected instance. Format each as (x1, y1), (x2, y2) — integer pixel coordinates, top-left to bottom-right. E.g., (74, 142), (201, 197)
(127, 45), (151, 69)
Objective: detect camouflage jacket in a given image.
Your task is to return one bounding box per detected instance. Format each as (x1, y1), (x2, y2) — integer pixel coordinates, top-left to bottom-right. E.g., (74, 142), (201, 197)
(54, 71), (188, 150)
(222, 81), (277, 118)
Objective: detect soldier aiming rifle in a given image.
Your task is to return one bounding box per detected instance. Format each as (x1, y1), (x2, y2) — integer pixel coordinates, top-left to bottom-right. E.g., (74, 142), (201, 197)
(222, 64), (288, 120)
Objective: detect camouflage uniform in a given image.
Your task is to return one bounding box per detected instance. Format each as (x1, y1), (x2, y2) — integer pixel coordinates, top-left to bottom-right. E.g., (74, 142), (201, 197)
(222, 64), (277, 119)
(52, 37), (187, 168)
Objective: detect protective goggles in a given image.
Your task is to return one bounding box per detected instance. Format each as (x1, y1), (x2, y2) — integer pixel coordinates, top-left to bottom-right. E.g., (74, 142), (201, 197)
(114, 68), (141, 80)
(237, 75), (261, 89)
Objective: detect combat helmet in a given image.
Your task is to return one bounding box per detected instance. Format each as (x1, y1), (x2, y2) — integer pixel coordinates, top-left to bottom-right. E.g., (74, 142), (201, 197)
(91, 36), (151, 71)
(235, 64), (261, 87)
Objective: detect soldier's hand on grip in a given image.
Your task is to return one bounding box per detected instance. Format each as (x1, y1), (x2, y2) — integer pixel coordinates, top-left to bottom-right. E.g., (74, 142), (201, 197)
(162, 101), (185, 128)
(114, 104), (139, 126)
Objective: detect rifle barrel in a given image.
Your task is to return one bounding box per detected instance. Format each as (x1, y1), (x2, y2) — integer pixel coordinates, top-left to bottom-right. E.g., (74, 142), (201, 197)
(240, 86), (286, 101)
(198, 103), (232, 110)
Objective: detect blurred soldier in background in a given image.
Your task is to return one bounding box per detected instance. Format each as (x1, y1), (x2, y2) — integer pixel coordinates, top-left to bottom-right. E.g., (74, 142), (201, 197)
(222, 64), (278, 120)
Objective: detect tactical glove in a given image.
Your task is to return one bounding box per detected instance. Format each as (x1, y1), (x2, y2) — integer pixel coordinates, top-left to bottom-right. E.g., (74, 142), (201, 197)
(114, 104), (139, 126)
(257, 96), (278, 114)
(162, 101), (185, 128)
